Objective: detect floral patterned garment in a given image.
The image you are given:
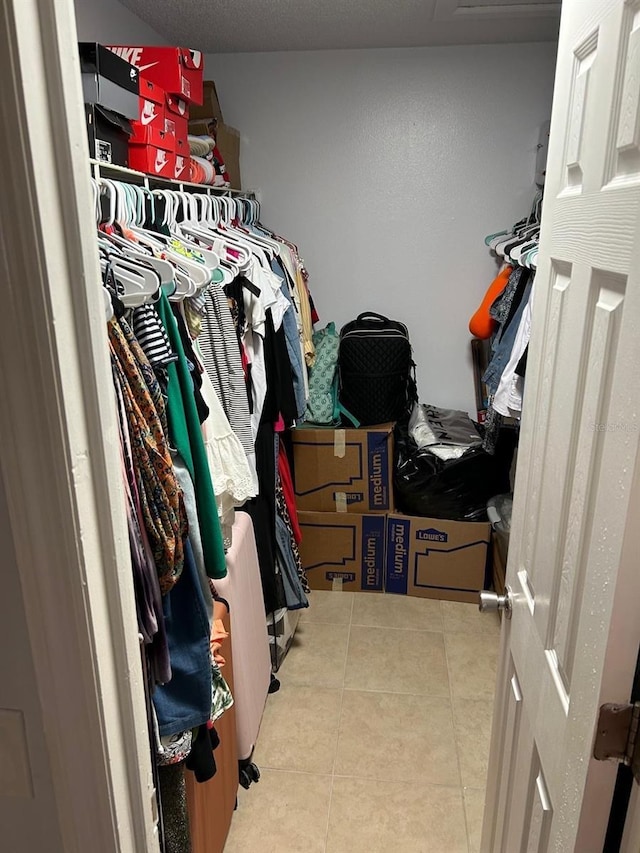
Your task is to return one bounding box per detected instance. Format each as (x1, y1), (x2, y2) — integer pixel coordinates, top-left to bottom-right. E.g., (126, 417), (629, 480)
(109, 317), (188, 593)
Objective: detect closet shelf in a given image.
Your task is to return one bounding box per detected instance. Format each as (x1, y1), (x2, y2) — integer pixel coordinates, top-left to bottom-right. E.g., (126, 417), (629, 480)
(89, 158), (255, 198)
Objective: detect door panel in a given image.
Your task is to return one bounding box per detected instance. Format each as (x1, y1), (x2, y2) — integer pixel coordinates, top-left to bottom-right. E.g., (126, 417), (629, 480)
(483, 1), (640, 850)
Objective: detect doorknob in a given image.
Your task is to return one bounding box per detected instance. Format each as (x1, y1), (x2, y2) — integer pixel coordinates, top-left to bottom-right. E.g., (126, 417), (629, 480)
(479, 587), (513, 619)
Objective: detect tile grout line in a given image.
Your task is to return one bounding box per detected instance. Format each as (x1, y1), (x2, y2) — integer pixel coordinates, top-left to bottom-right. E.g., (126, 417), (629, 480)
(305, 619), (444, 633)
(323, 592), (355, 852)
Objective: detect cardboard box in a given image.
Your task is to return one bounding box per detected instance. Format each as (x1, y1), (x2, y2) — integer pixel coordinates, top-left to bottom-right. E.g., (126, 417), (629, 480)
(79, 42), (139, 120)
(190, 80), (224, 123)
(85, 103), (132, 167)
(107, 46), (204, 104)
(216, 123), (241, 190)
(385, 513), (490, 604)
(292, 424), (393, 514)
(299, 512), (385, 593)
(138, 78), (165, 132)
(491, 530), (508, 597)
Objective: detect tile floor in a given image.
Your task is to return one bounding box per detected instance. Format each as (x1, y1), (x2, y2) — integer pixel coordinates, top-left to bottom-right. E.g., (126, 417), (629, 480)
(224, 591), (500, 853)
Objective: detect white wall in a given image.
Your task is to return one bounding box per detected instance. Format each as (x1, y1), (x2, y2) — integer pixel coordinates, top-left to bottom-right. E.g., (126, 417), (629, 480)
(73, 0), (165, 43)
(206, 44), (557, 414)
(0, 476), (64, 853)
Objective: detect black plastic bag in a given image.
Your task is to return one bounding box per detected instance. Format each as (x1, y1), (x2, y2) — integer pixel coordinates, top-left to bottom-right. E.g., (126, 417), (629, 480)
(394, 412), (515, 522)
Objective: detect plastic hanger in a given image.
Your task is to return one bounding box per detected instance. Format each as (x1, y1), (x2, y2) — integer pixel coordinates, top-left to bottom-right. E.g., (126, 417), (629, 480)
(102, 286), (114, 321)
(101, 256), (160, 307)
(99, 216), (177, 287)
(170, 268), (197, 301)
(113, 258), (161, 306)
(172, 192), (222, 270)
(184, 195), (250, 269)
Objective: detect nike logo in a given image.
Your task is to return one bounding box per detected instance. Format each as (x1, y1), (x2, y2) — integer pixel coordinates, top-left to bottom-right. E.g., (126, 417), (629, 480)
(155, 151), (168, 173)
(175, 157), (186, 178)
(140, 102), (157, 125)
(138, 61), (160, 73)
(190, 50), (202, 69)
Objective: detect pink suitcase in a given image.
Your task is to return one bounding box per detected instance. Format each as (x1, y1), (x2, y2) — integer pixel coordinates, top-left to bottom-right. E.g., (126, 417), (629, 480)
(215, 510), (271, 764)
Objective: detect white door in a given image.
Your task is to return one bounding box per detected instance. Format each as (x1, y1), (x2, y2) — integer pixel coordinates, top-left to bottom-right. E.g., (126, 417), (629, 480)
(482, 0), (640, 850)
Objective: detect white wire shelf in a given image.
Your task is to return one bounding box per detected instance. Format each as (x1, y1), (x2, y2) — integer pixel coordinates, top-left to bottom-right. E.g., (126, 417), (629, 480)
(89, 159), (255, 198)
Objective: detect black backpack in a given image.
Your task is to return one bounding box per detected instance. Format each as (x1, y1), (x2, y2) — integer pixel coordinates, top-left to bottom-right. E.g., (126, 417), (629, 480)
(338, 312), (417, 426)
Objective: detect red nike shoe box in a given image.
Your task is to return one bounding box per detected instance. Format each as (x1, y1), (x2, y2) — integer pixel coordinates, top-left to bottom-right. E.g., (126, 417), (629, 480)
(128, 142), (176, 178)
(138, 78), (165, 132)
(128, 123), (173, 149)
(174, 135), (189, 161)
(106, 46), (204, 104)
(164, 92), (189, 145)
(174, 148), (189, 181)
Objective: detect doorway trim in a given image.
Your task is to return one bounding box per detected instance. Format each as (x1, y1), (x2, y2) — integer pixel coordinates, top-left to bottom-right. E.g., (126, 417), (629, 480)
(0, 0), (158, 849)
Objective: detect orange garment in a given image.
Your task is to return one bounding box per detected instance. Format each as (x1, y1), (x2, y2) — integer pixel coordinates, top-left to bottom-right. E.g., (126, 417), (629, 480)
(210, 598), (230, 667)
(469, 265), (513, 339)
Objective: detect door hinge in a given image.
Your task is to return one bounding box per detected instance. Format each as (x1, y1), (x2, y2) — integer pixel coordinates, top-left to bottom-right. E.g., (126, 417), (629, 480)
(594, 702), (640, 783)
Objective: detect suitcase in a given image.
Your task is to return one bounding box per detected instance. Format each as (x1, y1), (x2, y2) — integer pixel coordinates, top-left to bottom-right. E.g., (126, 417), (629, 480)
(214, 510), (271, 762)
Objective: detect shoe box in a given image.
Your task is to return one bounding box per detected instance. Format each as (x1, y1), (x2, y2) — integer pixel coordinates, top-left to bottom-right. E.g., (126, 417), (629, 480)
(84, 102), (133, 167)
(106, 46), (204, 105)
(128, 124), (175, 178)
(79, 42), (139, 120)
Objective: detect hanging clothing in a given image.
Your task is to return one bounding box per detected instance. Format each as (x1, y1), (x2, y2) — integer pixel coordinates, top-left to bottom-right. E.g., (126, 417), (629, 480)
(277, 440), (302, 546)
(132, 302), (178, 372)
(171, 302), (210, 425)
(198, 360), (257, 524)
(153, 539), (213, 737)
(114, 368), (170, 685)
(171, 451), (213, 625)
(198, 282), (257, 475)
(156, 291), (227, 580)
(492, 278), (536, 417)
(109, 316), (187, 593)
(483, 275), (533, 396)
(272, 256), (307, 420)
(275, 514), (309, 610)
(245, 421), (286, 614)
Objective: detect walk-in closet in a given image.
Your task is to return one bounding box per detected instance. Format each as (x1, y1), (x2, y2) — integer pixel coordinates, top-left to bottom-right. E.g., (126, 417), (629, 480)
(3, 1), (640, 852)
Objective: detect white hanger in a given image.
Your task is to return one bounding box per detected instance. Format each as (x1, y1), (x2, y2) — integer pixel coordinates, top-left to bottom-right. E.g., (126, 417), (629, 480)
(180, 194), (248, 270)
(103, 286), (114, 321)
(170, 268), (197, 301)
(172, 191), (221, 271)
(113, 258), (161, 306)
(98, 192), (177, 287)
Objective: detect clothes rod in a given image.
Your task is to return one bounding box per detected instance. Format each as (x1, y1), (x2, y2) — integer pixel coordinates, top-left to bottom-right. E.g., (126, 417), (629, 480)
(89, 159), (256, 199)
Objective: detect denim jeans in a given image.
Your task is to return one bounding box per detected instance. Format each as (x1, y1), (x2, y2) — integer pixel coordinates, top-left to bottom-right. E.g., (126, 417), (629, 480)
(483, 278), (533, 395)
(272, 258), (306, 420)
(275, 514), (309, 610)
(153, 538), (212, 737)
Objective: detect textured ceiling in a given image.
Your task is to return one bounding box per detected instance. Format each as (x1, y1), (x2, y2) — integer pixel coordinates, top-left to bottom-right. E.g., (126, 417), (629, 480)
(120, 0), (561, 53)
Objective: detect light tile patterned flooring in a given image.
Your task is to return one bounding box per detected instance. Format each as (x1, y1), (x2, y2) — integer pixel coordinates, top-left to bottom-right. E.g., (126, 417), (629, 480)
(224, 591), (500, 853)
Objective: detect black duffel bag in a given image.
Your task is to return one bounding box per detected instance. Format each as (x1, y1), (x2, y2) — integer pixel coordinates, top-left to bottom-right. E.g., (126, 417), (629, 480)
(338, 312), (416, 426)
